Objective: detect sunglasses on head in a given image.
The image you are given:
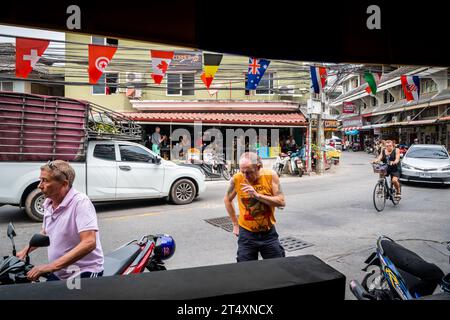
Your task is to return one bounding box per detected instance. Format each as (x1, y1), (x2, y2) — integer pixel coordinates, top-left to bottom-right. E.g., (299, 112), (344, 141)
(46, 160), (68, 180)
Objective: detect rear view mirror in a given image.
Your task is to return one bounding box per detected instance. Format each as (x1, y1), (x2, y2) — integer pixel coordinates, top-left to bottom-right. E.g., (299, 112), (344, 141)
(7, 222), (16, 240)
(155, 157), (161, 165)
(7, 222), (17, 256)
(29, 234), (50, 249)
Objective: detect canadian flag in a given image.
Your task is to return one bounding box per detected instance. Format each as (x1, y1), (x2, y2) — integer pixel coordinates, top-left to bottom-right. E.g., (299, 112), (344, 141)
(16, 37), (50, 79)
(88, 44), (117, 84)
(150, 50), (174, 84)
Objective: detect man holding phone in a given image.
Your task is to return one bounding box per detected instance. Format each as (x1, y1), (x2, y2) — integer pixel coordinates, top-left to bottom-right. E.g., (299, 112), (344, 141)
(223, 152), (286, 262)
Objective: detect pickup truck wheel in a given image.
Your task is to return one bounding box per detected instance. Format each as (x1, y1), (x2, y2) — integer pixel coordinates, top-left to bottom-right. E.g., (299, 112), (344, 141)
(24, 188), (45, 222)
(170, 179), (196, 205)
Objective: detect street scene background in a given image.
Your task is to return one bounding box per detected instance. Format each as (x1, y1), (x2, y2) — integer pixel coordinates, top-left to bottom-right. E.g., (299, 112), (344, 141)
(1, 151), (449, 299)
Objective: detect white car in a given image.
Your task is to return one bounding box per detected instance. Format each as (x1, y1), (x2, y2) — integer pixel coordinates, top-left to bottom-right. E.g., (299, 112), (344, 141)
(326, 137), (343, 150)
(400, 144), (450, 185)
(0, 140), (206, 222)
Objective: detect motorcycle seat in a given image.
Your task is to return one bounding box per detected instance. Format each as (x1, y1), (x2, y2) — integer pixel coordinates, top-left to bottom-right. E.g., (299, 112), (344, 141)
(103, 243), (142, 277)
(381, 240), (444, 296)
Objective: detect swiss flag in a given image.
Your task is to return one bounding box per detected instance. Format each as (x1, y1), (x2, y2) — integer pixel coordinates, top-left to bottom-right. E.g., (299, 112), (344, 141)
(88, 44), (117, 84)
(150, 50), (174, 84)
(15, 37), (50, 79)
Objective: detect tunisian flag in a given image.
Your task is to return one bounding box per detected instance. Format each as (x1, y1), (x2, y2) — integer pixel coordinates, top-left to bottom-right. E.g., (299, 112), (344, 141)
(88, 44), (117, 84)
(16, 37), (50, 78)
(150, 50), (174, 84)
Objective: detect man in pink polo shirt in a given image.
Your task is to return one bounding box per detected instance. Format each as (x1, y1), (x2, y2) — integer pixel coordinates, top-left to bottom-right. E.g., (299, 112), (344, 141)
(17, 160), (104, 281)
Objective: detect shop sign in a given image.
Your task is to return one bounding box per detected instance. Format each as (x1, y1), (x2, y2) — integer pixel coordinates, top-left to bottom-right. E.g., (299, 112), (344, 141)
(342, 116), (363, 128)
(169, 51), (203, 71)
(401, 127), (414, 134)
(343, 102), (355, 114)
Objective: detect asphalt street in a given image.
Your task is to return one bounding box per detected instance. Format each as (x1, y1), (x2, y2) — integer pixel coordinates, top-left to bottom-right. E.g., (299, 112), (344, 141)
(1, 151), (450, 299)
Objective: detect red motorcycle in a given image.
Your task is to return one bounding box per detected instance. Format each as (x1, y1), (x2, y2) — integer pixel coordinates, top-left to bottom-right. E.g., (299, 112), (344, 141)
(0, 222), (175, 285)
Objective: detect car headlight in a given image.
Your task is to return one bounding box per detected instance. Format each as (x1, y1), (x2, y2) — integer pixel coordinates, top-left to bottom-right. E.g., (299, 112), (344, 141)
(401, 163), (412, 170)
(441, 165), (450, 171)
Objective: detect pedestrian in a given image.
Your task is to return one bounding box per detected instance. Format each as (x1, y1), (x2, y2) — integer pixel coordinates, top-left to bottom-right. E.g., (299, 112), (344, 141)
(223, 152), (286, 262)
(16, 160), (104, 281)
(151, 127), (166, 156)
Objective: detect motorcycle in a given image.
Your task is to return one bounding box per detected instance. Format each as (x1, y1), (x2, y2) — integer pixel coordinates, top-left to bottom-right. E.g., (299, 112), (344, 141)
(183, 152), (231, 180)
(0, 222), (175, 285)
(273, 150), (304, 177)
(349, 235), (450, 300)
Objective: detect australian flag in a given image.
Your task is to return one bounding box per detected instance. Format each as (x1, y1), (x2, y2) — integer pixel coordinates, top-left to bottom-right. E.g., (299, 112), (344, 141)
(246, 57), (270, 90)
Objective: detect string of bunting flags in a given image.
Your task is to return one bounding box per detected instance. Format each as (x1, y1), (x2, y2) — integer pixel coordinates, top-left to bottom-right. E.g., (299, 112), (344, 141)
(12, 36), (278, 91)
(12, 36), (422, 99)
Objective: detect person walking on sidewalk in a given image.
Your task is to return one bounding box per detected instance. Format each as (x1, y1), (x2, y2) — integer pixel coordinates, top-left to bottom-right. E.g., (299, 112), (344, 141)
(224, 152), (286, 262)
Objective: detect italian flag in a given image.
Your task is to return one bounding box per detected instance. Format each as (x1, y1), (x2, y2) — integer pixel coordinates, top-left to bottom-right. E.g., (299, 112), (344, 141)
(364, 71), (381, 95)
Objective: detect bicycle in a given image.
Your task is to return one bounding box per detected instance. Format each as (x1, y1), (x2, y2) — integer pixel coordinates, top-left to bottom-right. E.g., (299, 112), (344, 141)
(372, 163), (401, 212)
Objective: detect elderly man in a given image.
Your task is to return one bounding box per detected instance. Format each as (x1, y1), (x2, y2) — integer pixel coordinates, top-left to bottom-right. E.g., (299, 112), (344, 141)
(224, 152), (286, 262)
(16, 160), (104, 281)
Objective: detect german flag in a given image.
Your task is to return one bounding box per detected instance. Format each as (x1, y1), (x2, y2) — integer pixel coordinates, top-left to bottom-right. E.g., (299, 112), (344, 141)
(200, 53), (223, 89)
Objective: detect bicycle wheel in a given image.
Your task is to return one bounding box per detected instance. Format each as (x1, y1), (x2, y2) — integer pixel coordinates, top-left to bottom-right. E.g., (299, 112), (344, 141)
(373, 181), (386, 212)
(391, 186), (400, 205)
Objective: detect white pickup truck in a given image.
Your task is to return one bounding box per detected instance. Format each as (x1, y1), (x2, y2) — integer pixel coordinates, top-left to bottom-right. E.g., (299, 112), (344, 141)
(0, 139), (206, 222)
(0, 91), (205, 222)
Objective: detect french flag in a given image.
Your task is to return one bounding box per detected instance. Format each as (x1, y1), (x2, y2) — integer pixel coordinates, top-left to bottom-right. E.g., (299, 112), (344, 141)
(310, 66), (327, 94)
(401, 75), (420, 102)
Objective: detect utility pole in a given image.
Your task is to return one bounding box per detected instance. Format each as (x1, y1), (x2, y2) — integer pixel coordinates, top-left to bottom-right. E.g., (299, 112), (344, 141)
(316, 92), (325, 174)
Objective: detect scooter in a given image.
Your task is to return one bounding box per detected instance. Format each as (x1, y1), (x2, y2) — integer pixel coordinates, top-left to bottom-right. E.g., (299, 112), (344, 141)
(349, 235), (450, 300)
(273, 150), (305, 177)
(0, 222), (175, 285)
(183, 152), (231, 180)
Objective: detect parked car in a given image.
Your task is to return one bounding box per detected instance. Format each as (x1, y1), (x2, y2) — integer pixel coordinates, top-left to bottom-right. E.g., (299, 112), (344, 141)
(325, 137), (343, 150)
(400, 144), (450, 185)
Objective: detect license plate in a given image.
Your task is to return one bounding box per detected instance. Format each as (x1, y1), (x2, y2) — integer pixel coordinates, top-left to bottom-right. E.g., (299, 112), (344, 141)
(419, 172), (432, 178)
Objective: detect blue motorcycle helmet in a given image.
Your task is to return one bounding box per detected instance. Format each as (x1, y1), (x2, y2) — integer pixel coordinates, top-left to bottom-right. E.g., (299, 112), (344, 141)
(154, 234), (176, 260)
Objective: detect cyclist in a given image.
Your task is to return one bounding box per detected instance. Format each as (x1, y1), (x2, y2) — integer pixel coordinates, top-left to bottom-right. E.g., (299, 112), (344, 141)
(372, 140), (401, 200)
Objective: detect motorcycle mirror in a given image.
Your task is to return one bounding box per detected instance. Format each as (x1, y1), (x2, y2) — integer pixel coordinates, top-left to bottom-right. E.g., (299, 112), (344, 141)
(7, 222), (17, 256)
(28, 234), (50, 249)
(7, 222), (16, 240)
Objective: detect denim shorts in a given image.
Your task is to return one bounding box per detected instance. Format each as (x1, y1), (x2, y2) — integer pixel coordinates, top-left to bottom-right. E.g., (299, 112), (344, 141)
(237, 226), (285, 262)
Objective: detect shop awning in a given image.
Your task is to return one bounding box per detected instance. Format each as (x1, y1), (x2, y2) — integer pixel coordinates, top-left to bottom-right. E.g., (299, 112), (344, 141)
(359, 119), (437, 130)
(438, 116), (450, 122)
(123, 111), (308, 127)
(341, 126), (362, 131)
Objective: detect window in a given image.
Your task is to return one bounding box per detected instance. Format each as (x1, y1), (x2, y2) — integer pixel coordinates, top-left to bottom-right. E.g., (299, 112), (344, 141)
(371, 96), (377, 107)
(0, 82), (13, 91)
(420, 107), (438, 119)
(383, 90), (395, 104)
(166, 73), (195, 96)
(119, 145), (154, 162)
(256, 72), (274, 95)
(93, 144), (116, 161)
(92, 36), (118, 46)
(420, 79), (438, 94)
(92, 72), (119, 95)
(351, 77), (359, 89)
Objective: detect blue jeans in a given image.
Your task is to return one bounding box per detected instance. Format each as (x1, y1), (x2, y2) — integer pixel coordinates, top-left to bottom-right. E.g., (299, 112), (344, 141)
(237, 226), (285, 262)
(46, 270), (104, 281)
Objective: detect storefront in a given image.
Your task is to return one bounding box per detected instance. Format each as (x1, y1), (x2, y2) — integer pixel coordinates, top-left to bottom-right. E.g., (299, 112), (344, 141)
(124, 103), (308, 165)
